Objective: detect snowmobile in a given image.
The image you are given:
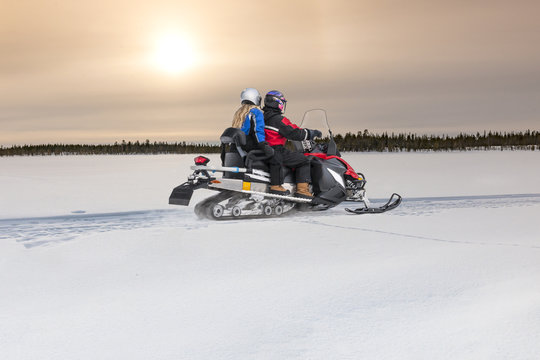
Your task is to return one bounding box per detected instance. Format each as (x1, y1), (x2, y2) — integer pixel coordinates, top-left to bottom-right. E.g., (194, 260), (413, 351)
(169, 109), (401, 219)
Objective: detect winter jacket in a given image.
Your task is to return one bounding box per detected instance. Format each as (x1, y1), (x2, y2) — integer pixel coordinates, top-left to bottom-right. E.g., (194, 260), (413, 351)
(263, 108), (310, 146)
(241, 108), (267, 151)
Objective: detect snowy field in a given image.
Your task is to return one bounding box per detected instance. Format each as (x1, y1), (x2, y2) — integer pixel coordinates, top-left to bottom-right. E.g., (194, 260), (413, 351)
(1, 151), (540, 359)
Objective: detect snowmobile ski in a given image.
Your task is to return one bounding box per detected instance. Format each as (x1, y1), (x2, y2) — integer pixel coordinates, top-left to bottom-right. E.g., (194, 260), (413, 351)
(345, 193), (402, 214)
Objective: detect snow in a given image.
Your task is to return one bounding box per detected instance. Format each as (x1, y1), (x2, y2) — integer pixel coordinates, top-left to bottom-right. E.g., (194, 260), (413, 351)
(1, 151), (540, 359)
(1, 151), (539, 219)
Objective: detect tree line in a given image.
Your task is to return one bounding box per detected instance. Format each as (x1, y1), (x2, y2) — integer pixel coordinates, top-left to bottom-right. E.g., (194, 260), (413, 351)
(331, 129), (540, 152)
(0, 140), (220, 156)
(1, 131), (539, 156)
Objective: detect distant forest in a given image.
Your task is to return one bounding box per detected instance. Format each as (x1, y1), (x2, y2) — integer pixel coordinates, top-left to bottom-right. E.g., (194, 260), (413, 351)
(1, 130), (539, 156)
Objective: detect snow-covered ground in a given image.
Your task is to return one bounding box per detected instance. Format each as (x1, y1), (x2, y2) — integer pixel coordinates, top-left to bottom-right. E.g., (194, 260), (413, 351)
(1, 151), (540, 359)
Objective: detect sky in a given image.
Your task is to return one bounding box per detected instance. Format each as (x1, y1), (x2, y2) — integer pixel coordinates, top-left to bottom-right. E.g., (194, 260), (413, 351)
(1, 0), (539, 145)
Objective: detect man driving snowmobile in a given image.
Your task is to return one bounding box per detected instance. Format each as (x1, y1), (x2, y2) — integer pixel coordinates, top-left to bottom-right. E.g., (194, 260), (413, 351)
(263, 90), (322, 198)
(232, 88), (288, 195)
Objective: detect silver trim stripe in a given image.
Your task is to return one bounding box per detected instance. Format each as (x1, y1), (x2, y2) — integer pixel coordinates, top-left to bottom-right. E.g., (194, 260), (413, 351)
(265, 125), (279, 132)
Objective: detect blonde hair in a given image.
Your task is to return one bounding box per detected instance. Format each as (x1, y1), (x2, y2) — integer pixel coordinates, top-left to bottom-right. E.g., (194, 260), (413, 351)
(232, 103), (260, 128)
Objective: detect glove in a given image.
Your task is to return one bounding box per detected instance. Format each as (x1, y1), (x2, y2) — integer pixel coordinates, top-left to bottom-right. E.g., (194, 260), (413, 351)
(307, 129), (323, 139)
(264, 145), (274, 157)
(260, 142), (274, 157)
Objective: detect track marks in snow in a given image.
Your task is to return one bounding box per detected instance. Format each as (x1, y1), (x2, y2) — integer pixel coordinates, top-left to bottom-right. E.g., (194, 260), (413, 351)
(0, 209), (202, 248)
(392, 193), (540, 217)
(300, 219), (540, 250)
(1, 193), (539, 249)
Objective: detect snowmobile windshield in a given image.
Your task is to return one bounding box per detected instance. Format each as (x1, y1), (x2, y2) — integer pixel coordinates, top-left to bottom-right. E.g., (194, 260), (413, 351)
(299, 109), (331, 140)
(293, 109), (338, 155)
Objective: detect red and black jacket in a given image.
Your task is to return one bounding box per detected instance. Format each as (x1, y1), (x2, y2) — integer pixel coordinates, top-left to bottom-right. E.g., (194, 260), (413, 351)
(263, 108), (309, 146)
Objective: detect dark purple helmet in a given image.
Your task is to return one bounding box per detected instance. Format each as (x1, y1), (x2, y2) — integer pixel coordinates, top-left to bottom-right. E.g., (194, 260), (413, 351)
(264, 90), (287, 113)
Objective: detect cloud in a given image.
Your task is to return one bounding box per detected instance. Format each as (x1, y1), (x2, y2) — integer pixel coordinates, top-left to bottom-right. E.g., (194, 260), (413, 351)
(1, 0), (539, 144)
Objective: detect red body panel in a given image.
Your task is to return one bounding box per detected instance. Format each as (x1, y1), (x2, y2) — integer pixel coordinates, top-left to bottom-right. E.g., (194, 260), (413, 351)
(304, 153), (360, 179)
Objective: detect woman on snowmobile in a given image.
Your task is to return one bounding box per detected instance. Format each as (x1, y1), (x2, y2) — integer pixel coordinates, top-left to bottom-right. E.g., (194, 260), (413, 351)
(232, 88), (289, 195)
(262, 90), (322, 199)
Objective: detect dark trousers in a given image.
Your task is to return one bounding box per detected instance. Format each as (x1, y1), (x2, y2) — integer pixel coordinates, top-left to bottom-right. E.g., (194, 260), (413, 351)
(271, 146), (311, 184)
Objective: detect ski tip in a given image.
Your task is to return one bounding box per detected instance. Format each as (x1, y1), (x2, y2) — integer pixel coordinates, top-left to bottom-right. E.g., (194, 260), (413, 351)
(345, 193), (402, 214)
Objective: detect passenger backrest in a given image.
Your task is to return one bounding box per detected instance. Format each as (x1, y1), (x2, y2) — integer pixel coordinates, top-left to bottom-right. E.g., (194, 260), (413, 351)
(220, 128), (247, 158)
(220, 127), (247, 179)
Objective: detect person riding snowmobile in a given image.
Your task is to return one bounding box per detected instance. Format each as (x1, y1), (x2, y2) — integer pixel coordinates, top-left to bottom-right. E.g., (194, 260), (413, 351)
(262, 90), (322, 198)
(232, 88), (289, 195)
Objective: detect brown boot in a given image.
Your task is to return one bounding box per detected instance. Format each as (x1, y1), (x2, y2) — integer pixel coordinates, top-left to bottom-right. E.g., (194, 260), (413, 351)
(295, 182), (313, 199)
(269, 185), (290, 196)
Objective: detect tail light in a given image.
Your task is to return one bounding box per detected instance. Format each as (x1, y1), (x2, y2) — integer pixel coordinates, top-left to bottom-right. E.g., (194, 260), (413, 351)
(194, 156), (210, 165)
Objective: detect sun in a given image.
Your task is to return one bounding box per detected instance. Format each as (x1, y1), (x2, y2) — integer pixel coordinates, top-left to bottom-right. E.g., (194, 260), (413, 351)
(151, 33), (196, 74)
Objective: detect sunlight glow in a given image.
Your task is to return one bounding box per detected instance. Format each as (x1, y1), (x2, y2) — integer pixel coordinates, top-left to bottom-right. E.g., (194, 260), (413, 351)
(151, 33), (196, 74)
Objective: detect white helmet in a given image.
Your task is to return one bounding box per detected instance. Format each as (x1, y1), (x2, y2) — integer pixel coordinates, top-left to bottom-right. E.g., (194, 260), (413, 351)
(240, 88), (261, 106)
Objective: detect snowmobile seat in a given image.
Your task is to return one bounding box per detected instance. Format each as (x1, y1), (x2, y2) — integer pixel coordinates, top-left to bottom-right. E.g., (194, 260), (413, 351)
(220, 127), (271, 178)
(244, 151), (270, 172)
